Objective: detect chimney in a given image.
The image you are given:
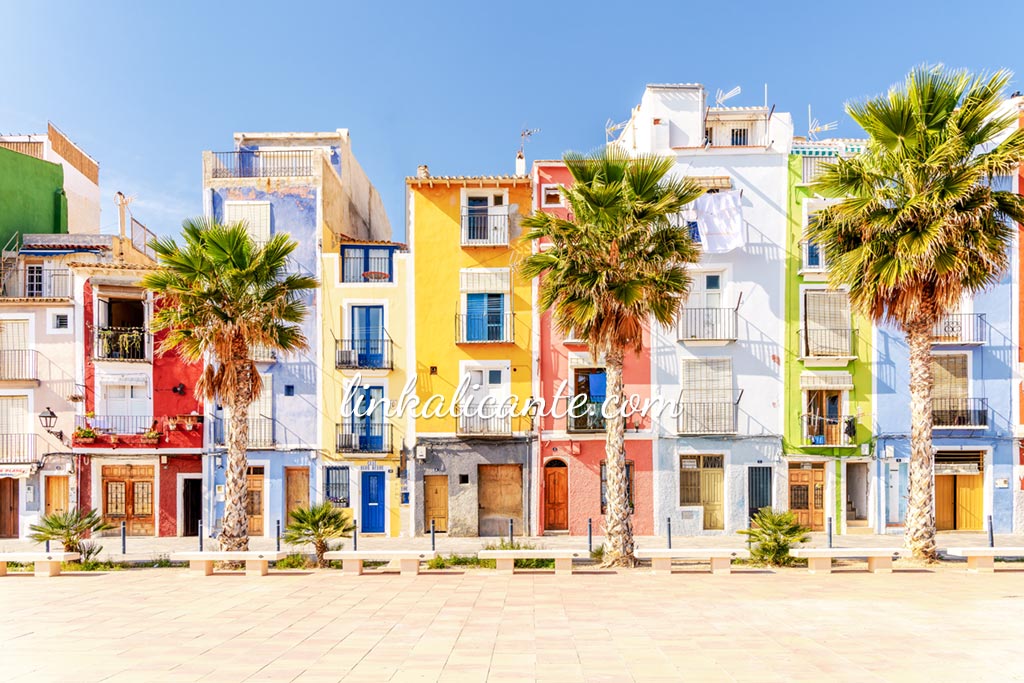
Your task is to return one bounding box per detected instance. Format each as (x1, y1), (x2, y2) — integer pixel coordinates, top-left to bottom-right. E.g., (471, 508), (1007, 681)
(515, 151), (526, 176)
(416, 164), (430, 179)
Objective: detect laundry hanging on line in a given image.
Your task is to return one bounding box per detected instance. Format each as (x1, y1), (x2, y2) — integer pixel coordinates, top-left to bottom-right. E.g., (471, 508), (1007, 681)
(693, 189), (745, 253)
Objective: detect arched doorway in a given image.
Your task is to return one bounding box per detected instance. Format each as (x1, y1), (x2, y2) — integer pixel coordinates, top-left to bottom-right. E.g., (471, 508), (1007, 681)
(543, 459), (568, 532)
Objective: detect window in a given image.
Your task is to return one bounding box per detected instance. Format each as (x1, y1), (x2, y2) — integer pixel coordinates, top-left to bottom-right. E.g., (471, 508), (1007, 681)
(284, 385), (295, 397)
(465, 293), (506, 341)
(26, 264), (43, 297)
(224, 201), (271, 244)
(805, 389), (852, 445)
(460, 269), (511, 343)
(932, 353), (982, 427)
(933, 354), (968, 401)
(804, 241), (823, 270)
(730, 128), (749, 146)
(678, 358), (734, 433)
(324, 466), (350, 506)
(570, 368), (606, 432)
(458, 474), (470, 485)
(541, 184), (564, 207)
(462, 194), (509, 246)
(341, 247), (394, 283)
(600, 460), (634, 513)
(679, 455), (725, 530)
(459, 364), (511, 435)
(802, 290), (852, 357)
(53, 313), (69, 330)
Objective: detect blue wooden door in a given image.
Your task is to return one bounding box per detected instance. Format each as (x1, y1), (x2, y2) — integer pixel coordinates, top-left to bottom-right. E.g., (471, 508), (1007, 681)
(351, 306), (384, 368)
(361, 471), (385, 533)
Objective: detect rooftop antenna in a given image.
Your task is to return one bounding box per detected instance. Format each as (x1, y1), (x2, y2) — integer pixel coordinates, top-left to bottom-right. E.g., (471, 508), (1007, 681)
(715, 86), (741, 107)
(605, 117), (629, 144)
(519, 127), (540, 155)
(807, 105), (838, 140)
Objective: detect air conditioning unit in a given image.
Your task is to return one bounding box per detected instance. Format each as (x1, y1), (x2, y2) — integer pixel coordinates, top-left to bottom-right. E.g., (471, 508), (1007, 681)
(337, 349), (357, 366)
(337, 433), (358, 451)
(415, 445), (427, 461)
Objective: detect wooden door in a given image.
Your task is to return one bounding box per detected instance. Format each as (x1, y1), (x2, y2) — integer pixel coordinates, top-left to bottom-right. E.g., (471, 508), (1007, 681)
(0, 478), (18, 538)
(478, 464), (523, 536)
(956, 474), (983, 531)
(701, 467), (725, 530)
(935, 476), (955, 531)
(424, 475), (448, 533)
(789, 464), (825, 531)
(246, 466), (264, 536)
(285, 467), (309, 517)
(45, 476), (69, 516)
(101, 465), (154, 535)
(543, 462), (568, 531)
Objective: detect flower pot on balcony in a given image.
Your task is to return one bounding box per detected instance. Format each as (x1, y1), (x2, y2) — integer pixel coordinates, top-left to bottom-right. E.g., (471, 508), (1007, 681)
(141, 438), (159, 445)
(75, 437), (95, 445)
(108, 435), (120, 444)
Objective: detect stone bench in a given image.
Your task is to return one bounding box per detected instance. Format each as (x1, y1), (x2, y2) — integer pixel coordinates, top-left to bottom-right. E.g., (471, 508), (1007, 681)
(476, 549), (587, 575)
(170, 551), (287, 577)
(323, 550), (437, 576)
(635, 548), (750, 575)
(945, 547), (1024, 572)
(0, 552), (81, 577)
(790, 548), (905, 574)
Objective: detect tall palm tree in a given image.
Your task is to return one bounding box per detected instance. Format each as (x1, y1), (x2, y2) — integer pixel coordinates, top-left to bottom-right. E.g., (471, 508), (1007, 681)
(142, 218), (317, 552)
(809, 66), (1024, 559)
(519, 149), (704, 566)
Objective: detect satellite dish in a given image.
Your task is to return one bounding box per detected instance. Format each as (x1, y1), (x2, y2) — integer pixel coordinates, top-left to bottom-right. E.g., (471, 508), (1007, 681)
(715, 86), (741, 107)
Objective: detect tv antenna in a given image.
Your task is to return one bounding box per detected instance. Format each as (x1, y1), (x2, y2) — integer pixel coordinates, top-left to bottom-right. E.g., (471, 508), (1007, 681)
(519, 127), (540, 155)
(605, 117), (629, 143)
(715, 86), (741, 107)
(807, 105), (838, 140)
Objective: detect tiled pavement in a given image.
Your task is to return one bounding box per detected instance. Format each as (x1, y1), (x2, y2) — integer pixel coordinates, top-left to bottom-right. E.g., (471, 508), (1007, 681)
(3, 565), (1024, 682)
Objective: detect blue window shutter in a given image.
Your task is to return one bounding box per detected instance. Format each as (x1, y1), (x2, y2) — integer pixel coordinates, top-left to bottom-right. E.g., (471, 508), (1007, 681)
(467, 293), (486, 341)
(486, 293), (504, 340)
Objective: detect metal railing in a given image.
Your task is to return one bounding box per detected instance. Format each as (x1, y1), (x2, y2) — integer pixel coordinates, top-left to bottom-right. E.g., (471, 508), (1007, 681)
(335, 338), (393, 369)
(131, 218), (156, 260)
(567, 396), (606, 433)
(212, 416), (275, 448)
(800, 240), (828, 272)
(76, 414), (156, 436)
(457, 413), (512, 436)
(341, 253), (393, 283)
(678, 403), (737, 435)
(460, 209), (510, 246)
(0, 349), (37, 380)
(94, 327), (150, 361)
(933, 398), (988, 428)
(799, 328), (853, 358)
(207, 150), (318, 178)
(0, 433), (38, 464)
(931, 313), (985, 345)
(336, 422), (393, 453)
(802, 414), (856, 446)
(677, 307), (737, 342)
(0, 265), (71, 298)
(250, 344), (277, 362)
(456, 312), (513, 343)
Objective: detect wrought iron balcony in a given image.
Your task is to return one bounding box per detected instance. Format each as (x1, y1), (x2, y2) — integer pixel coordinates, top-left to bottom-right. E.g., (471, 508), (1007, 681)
(207, 150), (318, 178)
(212, 416), (275, 448)
(456, 312), (513, 343)
(677, 307), (737, 342)
(799, 328), (854, 359)
(0, 349), (37, 381)
(460, 208), (510, 246)
(0, 433), (39, 464)
(931, 314), (985, 345)
(336, 422), (392, 453)
(336, 338), (393, 370)
(802, 413), (856, 446)
(94, 327), (150, 361)
(567, 396), (606, 433)
(0, 265), (71, 299)
(933, 398), (988, 429)
(75, 414), (157, 436)
(678, 403), (737, 435)
(457, 413), (512, 437)
(340, 251), (393, 283)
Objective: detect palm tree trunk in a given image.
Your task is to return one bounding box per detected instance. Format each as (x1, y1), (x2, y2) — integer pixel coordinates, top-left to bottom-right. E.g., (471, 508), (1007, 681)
(601, 345), (635, 567)
(220, 346), (254, 553)
(904, 319), (937, 560)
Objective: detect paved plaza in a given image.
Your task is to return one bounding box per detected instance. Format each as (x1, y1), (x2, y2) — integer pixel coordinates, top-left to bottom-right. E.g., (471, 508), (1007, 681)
(3, 562), (1024, 682)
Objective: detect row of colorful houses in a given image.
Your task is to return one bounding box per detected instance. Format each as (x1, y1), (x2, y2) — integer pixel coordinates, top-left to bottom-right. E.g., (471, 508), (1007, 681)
(2, 82), (1023, 543)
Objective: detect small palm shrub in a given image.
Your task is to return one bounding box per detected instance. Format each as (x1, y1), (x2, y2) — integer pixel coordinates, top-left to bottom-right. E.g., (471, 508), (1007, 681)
(283, 502), (354, 567)
(28, 508), (113, 553)
(738, 507), (810, 566)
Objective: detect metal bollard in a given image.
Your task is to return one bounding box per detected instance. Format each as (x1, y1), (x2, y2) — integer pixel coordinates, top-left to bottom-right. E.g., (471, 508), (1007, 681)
(45, 539), (50, 552)
(988, 515), (994, 548)
(353, 523), (358, 551)
(508, 518), (513, 545)
(827, 517), (833, 548)
(276, 520), (281, 552)
(667, 517), (672, 549)
(198, 519), (203, 551)
(587, 518), (593, 553)
(121, 520), (126, 555)
(430, 519), (436, 551)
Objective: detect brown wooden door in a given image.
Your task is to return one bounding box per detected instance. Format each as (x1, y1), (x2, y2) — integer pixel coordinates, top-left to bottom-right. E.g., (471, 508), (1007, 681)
(935, 476), (956, 531)
(478, 464), (523, 536)
(102, 465), (154, 535)
(543, 461), (568, 531)
(424, 475), (448, 533)
(789, 464), (825, 531)
(246, 466), (264, 536)
(956, 474), (983, 531)
(285, 467), (309, 518)
(45, 476), (69, 516)
(0, 478), (18, 538)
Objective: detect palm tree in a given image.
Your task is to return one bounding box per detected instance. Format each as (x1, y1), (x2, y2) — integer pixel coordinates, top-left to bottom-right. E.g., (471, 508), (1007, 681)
(142, 219), (317, 552)
(519, 149), (704, 566)
(809, 66), (1024, 559)
(29, 508), (113, 553)
(283, 502), (355, 567)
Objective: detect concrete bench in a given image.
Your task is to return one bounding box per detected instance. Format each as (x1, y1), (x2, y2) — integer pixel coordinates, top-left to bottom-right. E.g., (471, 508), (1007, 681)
(790, 548), (905, 574)
(170, 551), (287, 577)
(945, 547), (1024, 572)
(0, 552), (81, 577)
(635, 548), (750, 575)
(476, 549), (587, 575)
(323, 550), (437, 576)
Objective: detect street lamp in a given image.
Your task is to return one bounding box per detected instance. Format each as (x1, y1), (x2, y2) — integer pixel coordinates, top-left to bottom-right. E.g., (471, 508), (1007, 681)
(38, 407), (65, 442)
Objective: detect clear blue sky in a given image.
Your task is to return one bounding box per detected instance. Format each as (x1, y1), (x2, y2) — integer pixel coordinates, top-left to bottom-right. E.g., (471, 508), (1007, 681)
(2, 0), (1021, 240)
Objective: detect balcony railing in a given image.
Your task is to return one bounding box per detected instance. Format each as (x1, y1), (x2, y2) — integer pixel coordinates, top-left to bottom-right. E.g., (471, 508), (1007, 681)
(207, 150), (318, 178)
(212, 416), (275, 448)
(0, 349), (37, 381)
(250, 344), (278, 362)
(567, 396), (606, 433)
(800, 240), (828, 273)
(336, 422), (393, 453)
(460, 209), (510, 246)
(802, 414), (856, 446)
(341, 253), (394, 283)
(0, 265), (71, 299)
(457, 413), (512, 437)
(677, 307), (737, 342)
(0, 433), (39, 464)
(678, 403), (737, 435)
(933, 398), (988, 429)
(94, 327), (150, 361)
(76, 414), (156, 436)
(799, 328), (853, 358)
(336, 338), (393, 370)
(931, 314), (985, 345)
(801, 156), (833, 184)
(456, 313), (513, 344)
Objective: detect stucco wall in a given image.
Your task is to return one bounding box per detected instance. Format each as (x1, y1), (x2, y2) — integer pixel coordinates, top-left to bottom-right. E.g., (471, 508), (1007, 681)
(158, 456), (202, 536)
(0, 146), (67, 248)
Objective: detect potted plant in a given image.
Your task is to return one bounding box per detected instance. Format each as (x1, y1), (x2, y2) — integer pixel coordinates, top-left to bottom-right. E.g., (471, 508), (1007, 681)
(108, 433), (119, 445)
(141, 429), (161, 445)
(73, 426), (96, 444)
(183, 414), (198, 431)
(166, 416), (179, 431)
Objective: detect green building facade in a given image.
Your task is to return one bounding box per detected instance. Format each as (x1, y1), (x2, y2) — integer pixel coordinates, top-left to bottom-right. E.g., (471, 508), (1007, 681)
(0, 146), (68, 249)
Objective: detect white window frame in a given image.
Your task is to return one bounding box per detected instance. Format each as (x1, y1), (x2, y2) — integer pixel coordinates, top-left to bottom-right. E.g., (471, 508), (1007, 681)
(46, 307), (73, 335)
(540, 184), (564, 208)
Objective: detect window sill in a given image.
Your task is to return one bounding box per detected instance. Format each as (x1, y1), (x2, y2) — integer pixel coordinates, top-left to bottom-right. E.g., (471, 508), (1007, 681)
(797, 269), (829, 282)
(799, 356), (855, 368)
